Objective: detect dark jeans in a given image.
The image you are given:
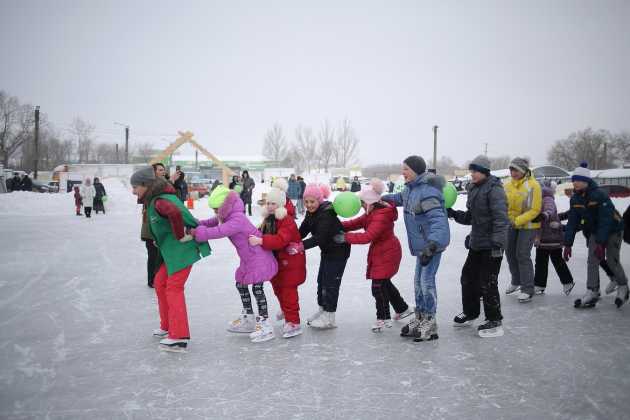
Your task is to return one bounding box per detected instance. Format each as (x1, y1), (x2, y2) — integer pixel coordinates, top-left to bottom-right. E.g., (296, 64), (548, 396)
(145, 240), (159, 287)
(534, 248), (574, 288)
(316, 258), (348, 312)
(84, 207), (92, 218)
(371, 279), (409, 320)
(461, 249), (503, 322)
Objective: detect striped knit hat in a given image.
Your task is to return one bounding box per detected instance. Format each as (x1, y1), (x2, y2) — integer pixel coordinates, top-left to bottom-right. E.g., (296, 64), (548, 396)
(571, 162), (591, 183)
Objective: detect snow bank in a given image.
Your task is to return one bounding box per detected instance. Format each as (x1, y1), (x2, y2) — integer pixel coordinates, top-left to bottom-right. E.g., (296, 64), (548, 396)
(0, 178), (139, 216)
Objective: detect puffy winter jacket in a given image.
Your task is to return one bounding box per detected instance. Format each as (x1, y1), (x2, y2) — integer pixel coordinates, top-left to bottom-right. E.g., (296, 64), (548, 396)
(342, 203), (402, 280)
(80, 185), (96, 207)
(382, 173), (450, 256)
(536, 186), (563, 249)
(287, 180), (301, 200)
(564, 179), (624, 246)
(261, 207), (306, 287)
(451, 175), (509, 251)
(505, 173), (542, 229)
(194, 192), (278, 284)
(299, 201), (351, 260)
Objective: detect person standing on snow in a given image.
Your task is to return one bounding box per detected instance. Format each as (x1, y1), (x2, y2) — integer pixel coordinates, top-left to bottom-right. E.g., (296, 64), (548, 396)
(533, 180), (575, 295)
(287, 174), (301, 218)
(297, 176), (306, 216)
(80, 178), (96, 218)
(93, 177), (107, 214)
(131, 166), (211, 352)
(350, 176), (362, 192)
(564, 163), (628, 308)
(447, 155), (509, 338)
(382, 155), (450, 342)
(504, 157), (542, 303)
(337, 178), (413, 332)
(240, 170), (255, 216)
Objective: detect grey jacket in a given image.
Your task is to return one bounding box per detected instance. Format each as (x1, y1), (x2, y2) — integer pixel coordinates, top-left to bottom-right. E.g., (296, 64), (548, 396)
(451, 175), (509, 251)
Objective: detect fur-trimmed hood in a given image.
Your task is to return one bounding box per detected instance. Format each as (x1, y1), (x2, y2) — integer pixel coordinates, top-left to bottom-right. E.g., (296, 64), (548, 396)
(217, 191), (245, 221)
(261, 206), (288, 220)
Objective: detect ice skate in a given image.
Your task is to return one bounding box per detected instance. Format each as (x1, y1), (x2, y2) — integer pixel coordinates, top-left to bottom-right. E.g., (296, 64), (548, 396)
(605, 280), (618, 295)
(371, 319), (388, 333)
(400, 312), (422, 337)
(282, 322), (303, 338)
(534, 286), (545, 295)
(505, 284), (520, 295)
(309, 311), (336, 329)
(159, 337), (188, 352)
(574, 290), (600, 308)
(413, 315), (438, 342)
(563, 282), (575, 296)
(393, 307), (414, 321)
(614, 285), (629, 308)
(518, 292), (533, 303)
(306, 306), (324, 325)
(453, 312), (477, 327)
(477, 320), (504, 338)
(152, 328), (168, 338)
(227, 311), (256, 333)
(250, 317), (275, 343)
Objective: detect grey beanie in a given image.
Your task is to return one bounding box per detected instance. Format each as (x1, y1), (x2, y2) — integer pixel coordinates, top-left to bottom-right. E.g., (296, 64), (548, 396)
(403, 155), (427, 176)
(469, 155), (491, 175)
(130, 166), (156, 187)
(509, 157), (530, 175)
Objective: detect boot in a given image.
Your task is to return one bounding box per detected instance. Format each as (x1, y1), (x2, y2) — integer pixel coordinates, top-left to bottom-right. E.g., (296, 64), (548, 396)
(306, 306), (324, 325)
(615, 285), (629, 308)
(400, 311), (422, 337)
(574, 289), (600, 308)
(414, 315), (438, 342)
(309, 311), (336, 329)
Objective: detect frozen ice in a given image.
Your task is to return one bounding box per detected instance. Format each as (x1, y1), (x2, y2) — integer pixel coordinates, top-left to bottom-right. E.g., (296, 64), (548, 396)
(1, 180), (629, 419)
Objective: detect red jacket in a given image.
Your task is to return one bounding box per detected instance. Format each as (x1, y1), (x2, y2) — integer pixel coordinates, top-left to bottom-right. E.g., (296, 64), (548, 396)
(262, 208), (306, 287)
(285, 195), (296, 218)
(342, 204), (402, 280)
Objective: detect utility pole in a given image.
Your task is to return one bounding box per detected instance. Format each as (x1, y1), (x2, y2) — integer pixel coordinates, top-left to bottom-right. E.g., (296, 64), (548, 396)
(115, 144), (119, 163)
(432, 125), (438, 172)
(114, 122), (130, 164)
(195, 150), (198, 170)
(33, 106), (40, 179)
(484, 142), (488, 156)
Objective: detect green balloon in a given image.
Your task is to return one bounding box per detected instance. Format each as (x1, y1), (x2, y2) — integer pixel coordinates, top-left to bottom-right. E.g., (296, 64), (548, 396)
(333, 191), (362, 218)
(101, 195), (108, 203)
(443, 182), (458, 209)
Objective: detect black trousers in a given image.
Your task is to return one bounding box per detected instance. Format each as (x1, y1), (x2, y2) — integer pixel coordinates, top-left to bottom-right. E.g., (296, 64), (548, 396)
(371, 279), (409, 320)
(534, 248), (574, 288)
(461, 249), (503, 322)
(145, 240), (159, 287)
(317, 258), (348, 312)
(84, 207), (92, 218)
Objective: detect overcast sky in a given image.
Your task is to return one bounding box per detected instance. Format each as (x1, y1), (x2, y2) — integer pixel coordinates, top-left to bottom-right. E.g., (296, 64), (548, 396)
(1, 0), (629, 167)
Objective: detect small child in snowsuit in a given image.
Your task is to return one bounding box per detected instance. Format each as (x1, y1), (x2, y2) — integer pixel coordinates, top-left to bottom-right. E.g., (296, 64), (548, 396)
(73, 186), (83, 215)
(249, 187), (307, 338)
(337, 179), (412, 332)
(192, 186), (279, 343)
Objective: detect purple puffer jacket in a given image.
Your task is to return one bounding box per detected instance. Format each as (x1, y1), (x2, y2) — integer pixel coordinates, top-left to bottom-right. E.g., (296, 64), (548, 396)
(194, 192), (278, 285)
(537, 186), (563, 249)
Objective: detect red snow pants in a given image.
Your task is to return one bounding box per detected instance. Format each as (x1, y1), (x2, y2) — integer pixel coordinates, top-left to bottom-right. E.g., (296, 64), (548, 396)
(272, 282), (300, 324)
(154, 264), (192, 339)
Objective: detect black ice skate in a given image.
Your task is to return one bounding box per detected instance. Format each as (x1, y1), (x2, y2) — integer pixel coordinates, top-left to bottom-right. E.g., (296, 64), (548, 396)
(159, 338), (189, 352)
(615, 285), (629, 308)
(574, 290), (600, 309)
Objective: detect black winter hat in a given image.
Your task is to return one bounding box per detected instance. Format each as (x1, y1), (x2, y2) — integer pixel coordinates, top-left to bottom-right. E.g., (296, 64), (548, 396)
(403, 155), (427, 176)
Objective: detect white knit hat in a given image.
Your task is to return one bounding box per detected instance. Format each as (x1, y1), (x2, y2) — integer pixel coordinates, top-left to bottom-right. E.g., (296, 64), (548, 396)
(264, 187), (288, 219)
(571, 162), (591, 183)
(272, 177), (288, 192)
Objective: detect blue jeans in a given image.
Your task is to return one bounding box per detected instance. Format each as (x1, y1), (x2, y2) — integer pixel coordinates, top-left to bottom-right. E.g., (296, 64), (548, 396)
(414, 253), (442, 316)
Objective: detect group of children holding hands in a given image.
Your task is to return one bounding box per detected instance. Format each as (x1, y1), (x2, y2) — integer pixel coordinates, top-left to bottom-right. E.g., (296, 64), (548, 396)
(130, 153), (629, 352)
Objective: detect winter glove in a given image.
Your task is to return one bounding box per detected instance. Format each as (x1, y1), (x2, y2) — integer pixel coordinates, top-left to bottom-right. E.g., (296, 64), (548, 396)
(491, 248), (503, 259)
(179, 234), (193, 243)
(420, 241), (439, 266)
(595, 244), (606, 261)
(286, 242), (304, 255)
(549, 221), (561, 229)
(563, 246), (572, 262)
(446, 208), (456, 219)
(333, 233), (346, 244)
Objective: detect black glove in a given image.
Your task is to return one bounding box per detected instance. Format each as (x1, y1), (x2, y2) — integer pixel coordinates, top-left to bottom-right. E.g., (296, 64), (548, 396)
(446, 208), (456, 219)
(333, 233), (346, 244)
(420, 241), (438, 266)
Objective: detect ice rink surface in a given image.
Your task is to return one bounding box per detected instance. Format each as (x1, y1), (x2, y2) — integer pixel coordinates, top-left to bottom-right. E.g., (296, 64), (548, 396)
(1, 182), (629, 420)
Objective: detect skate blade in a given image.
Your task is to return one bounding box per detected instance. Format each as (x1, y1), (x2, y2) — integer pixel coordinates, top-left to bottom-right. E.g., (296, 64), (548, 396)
(478, 329), (504, 338)
(159, 344), (188, 353)
(413, 334), (439, 342)
(251, 334), (275, 343)
(282, 330), (303, 339)
(574, 299), (597, 308)
(371, 327), (383, 333)
(227, 328), (256, 334)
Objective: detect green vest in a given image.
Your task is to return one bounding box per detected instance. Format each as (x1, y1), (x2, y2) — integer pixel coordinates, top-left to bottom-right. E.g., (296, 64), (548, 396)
(148, 194), (211, 275)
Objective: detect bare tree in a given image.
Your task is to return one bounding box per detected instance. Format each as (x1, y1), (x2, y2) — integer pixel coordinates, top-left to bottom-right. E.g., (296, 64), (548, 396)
(0, 91), (36, 167)
(334, 119), (359, 168)
(133, 141), (156, 163)
(436, 156), (459, 175)
(94, 142), (119, 163)
(317, 120), (335, 172)
(69, 117), (96, 163)
(262, 123), (288, 163)
(293, 125), (317, 173)
(613, 132), (630, 165)
(547, 128), (616, 170)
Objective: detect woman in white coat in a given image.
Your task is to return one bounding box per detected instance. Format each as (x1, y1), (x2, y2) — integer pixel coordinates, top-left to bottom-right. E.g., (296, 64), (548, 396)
(80, 178), (96, 218)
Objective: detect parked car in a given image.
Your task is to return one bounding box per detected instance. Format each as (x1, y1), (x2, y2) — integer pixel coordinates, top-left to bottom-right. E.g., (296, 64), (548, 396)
(188, 180), (210, 197)
(31, 179), (54, 193)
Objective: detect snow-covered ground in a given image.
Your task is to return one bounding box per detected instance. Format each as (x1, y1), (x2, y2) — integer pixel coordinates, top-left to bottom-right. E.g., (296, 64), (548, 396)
(1, 180), (629, 420)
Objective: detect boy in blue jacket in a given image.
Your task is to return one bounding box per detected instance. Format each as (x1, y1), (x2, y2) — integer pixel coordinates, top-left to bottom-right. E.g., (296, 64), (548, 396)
(382, 155), (450, 341)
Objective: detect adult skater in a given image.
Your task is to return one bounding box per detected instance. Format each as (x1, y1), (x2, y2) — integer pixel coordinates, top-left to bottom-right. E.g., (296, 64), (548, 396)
(382, 155), (450, 342)
(447, 155), (509, 338)
(80, 178), (96, 218)
(564, 163), (628, 308)
(140, 163), (169, 288)
(93, 177), (107, 214)
(240, 170), (255, 216)
(504, 158), (541, 303)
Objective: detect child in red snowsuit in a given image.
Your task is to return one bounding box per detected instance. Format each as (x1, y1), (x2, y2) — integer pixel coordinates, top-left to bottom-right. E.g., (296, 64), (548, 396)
(249, 186), (306, 338)
(73, 186), (83, 215)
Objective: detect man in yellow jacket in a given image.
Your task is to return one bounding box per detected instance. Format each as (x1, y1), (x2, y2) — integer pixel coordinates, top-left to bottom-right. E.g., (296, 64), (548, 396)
(504, 157), (542, 302)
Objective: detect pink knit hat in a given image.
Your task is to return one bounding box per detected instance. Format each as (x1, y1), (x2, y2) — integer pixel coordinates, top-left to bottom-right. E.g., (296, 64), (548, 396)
(359, 178), (385, 205)
(302, 183), (331, 204)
